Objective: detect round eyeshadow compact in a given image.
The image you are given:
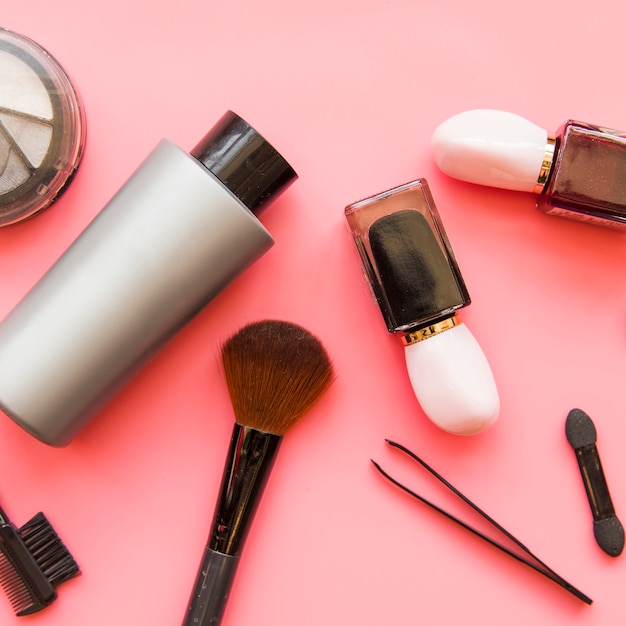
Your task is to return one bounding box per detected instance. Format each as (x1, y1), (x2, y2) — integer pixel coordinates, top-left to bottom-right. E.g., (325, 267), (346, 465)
(0, 28), (85, 226)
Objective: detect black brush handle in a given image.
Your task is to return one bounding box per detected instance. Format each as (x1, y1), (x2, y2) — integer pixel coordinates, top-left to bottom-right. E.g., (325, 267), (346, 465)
(182, 548), (238, 626)
(210, 425), (281, 555)
(181, 425), (282, 626)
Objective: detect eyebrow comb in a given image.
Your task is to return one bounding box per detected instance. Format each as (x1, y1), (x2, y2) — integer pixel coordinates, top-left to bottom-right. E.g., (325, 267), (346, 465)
(0, 505), (80, 616)
(372, 439), (591, 605)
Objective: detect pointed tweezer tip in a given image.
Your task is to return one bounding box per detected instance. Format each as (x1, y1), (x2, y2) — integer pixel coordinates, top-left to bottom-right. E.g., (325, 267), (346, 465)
(385, 439), (409, 453)
(370, 459), (384, 473)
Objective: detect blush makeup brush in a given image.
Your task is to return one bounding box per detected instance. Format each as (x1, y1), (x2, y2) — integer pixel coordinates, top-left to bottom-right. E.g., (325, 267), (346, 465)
(181, 320), (334, 626)
(565, 408), (624, 557)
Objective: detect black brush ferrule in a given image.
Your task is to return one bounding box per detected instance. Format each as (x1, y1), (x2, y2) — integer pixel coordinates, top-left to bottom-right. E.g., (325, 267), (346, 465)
(209, 424), (282, 556)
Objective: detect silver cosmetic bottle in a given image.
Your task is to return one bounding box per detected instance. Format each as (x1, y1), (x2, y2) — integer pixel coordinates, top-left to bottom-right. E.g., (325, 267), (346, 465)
(0, 111), (297, 446)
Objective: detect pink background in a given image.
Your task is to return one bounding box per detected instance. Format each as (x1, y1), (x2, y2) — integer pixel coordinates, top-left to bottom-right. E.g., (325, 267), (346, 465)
(2, 1), (626, 624)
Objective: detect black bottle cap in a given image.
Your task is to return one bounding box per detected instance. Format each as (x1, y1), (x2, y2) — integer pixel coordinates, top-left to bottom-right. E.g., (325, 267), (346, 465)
(191, 111), (297, 216)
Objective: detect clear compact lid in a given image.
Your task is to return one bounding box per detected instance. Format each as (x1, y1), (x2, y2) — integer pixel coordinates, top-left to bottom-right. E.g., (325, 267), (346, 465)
(0, 28), (86, 225)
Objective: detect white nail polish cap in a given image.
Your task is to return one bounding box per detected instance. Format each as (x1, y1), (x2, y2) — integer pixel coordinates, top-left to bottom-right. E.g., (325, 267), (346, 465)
(404, 321), (500, 435)
(431, 109), (551, 193)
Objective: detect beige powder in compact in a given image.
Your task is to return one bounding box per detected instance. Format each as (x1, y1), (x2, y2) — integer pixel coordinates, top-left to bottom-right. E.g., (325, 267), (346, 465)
(0, 49), (54, 194)
(0, 29), (85, 225)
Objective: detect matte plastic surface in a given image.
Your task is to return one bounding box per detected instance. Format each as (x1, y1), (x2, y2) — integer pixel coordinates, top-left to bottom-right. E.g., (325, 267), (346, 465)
(182, 549), (239, 626)
(1, 2), (625, 626)
(0, 140), (273, 445)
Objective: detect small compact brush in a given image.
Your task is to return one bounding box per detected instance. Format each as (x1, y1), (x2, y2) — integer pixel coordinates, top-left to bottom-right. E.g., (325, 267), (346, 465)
(181, 320), (334, 626)
(0, 506), (80, 616)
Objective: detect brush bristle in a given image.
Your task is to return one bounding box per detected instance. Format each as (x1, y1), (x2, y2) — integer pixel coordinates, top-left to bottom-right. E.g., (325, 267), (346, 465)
(221, 320), (334, 435)
(19, 513), (80, 588)
(0, 520), (55, 616)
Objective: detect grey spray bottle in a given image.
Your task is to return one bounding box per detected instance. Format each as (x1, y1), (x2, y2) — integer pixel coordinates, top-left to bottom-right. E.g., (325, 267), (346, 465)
(0, 111), (297, 446)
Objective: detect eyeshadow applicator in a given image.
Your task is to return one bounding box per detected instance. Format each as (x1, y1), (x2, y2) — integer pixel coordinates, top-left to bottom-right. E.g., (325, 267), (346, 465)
(565, 408), (624, 557)
(181, 320), (334, 626)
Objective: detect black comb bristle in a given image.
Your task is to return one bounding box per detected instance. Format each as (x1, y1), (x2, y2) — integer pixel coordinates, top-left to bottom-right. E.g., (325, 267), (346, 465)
(0, 509), (80, 616)
(19, 513), (80, 587)
(0, 550), (38, 615)
(0, 519), (54, 616)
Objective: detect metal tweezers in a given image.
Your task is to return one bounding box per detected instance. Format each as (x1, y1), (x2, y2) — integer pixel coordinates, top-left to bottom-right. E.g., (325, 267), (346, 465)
(372, 440), (592, 605)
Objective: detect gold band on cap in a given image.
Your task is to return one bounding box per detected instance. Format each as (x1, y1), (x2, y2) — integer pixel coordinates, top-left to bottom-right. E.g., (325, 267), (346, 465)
(534, 135), (556, 194)
(402, 317), (458, 346)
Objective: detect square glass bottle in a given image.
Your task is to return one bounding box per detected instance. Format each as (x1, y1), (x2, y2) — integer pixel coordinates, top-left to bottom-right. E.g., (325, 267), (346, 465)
(345, 179), (499, 435)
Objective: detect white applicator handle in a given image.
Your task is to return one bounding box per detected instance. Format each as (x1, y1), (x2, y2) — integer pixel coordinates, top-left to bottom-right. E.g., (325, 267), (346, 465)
(431, 109), (550, 193)
(404, 322), (499, 435)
